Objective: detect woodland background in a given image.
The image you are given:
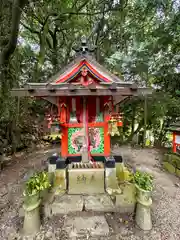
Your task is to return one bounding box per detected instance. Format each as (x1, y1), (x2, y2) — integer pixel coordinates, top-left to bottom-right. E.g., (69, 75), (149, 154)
(0, 0), (180, 156)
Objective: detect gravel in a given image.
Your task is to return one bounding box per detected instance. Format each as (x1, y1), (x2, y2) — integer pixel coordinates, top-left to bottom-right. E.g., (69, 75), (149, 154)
(0, 146), (180, 240)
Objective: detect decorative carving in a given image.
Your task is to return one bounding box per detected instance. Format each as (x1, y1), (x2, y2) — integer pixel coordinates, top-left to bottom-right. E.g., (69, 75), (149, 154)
(81, 66), (88, 76)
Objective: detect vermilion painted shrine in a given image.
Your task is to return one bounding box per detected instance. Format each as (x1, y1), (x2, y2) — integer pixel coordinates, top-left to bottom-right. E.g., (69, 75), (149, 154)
(12, 38), (154, 233)
(12, 38), (150, 161)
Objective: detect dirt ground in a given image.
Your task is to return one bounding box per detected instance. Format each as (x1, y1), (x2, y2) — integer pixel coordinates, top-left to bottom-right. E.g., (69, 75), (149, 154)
(0, 145), (180, 240)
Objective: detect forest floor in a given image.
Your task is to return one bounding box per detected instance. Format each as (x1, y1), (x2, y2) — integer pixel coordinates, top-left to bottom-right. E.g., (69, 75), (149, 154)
(0, 145), (180, 240)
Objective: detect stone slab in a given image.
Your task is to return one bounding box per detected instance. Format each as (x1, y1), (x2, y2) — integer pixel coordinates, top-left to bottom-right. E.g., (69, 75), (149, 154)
(84, 194), (115, 212)
(63, 215), (109, 238)
(51, 194), (83, 215)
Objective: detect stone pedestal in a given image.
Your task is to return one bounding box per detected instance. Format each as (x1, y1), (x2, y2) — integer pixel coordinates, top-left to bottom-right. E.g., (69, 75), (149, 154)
(135, 196), (152, 231)
(115, 162), (124, 181)
(54, 169), (66, 190)
(48, 163), (56, 173)
(48, 164), (56, 185)
(22, 199), (41, 236)
(105, 167), (118, 190)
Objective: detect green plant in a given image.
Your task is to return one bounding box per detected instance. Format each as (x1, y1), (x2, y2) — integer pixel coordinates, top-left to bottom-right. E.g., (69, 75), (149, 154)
(23, 171), (51, 196)
(134, 170), (153, 191)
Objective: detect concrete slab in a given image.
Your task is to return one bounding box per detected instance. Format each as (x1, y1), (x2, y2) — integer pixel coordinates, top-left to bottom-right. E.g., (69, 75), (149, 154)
(51, 194), (83, 215)
(84, 194), (115, 212)
(63, 215), (109, 238)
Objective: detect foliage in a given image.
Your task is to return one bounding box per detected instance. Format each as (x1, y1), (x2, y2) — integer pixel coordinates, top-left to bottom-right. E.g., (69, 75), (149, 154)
(134, 170), (153, 191)
(23, 171), (51, 196)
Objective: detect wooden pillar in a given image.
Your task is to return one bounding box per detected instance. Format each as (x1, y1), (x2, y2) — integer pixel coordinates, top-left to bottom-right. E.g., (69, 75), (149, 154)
(104, 101), (111, 156)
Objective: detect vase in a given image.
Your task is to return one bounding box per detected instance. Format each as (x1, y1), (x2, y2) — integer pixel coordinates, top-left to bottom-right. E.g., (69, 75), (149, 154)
(22, 199), (41, 236)
(135, 184), (151, 204)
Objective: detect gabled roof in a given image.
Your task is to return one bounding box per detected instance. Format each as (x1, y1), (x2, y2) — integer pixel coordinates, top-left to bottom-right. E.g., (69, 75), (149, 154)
(11, 37), (152, 98)
(48, 54), (127, 84)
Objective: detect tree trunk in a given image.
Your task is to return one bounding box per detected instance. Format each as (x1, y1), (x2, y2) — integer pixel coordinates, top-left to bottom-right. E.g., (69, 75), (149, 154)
(143, 95), (147, 148)
(127, 119), (144, 143)
(0, 0), (28, 66)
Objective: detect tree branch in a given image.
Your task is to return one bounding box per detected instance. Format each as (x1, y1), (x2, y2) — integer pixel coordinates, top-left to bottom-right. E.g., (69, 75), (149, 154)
(20, 21), (39, 34)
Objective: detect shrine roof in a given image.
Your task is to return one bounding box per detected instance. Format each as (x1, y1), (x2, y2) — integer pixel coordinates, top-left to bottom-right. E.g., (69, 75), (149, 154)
(11, 37), (152, 98)
(47, 53), (126, 84)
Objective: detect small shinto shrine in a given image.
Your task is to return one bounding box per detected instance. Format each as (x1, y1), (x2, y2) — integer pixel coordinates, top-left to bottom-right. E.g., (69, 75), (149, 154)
(169, 121), (180, 154)
(12, 37), (151, 197)
(163, 121), (180, 179)
(12, 37), (149, 161)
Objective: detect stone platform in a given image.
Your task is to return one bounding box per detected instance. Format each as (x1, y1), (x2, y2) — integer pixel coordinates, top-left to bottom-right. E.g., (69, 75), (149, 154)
(42, 187), (136, 218)
(43, 193), (115, 217)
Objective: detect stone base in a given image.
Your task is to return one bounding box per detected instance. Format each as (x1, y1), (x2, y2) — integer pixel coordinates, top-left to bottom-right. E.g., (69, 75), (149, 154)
(115, 203), (135, 214)
(84, 195), (115, 212)
(42, 190), (136, 218)
(51, 195), (83, 215)
(135, 202), (152, 231)
(22, 201), (41, 236)
(63, 214), (109, 238)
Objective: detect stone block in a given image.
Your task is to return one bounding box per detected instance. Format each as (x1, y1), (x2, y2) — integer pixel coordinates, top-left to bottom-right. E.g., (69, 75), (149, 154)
(115, 183), (136, 213)
(63, 215), (109, 238)
(84, 195), (115, 212)
(176, 168), (180, 177)
(115, 162), (124, 180)
(163, 162), (175, 174)
(54, 169), (66, 190)
(116, 163), (132, 182)
(163, 154), (171, 162)
(48, 163), (56, 173)
(172, 155), (180, 168)
(51, 195), (83, 215)
(68, 167), (105, 194)
(105, 168), (118, 190)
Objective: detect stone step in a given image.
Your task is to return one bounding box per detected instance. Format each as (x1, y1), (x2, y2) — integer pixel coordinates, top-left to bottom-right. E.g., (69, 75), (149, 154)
(63, 214), (109, 238)
(46, 194), (115, 217)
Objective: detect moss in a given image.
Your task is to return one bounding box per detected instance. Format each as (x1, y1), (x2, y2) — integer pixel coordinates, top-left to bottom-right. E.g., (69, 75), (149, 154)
(176, 168), (180, 178)
(163, 154), (171, 162)
(116, 163), (132, 182)
(163, 162), (175, 174)
(163, 153), (180, 168)
(172, 155), (180, 169)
